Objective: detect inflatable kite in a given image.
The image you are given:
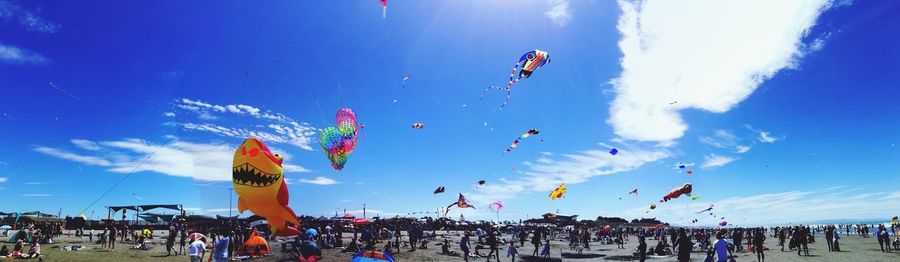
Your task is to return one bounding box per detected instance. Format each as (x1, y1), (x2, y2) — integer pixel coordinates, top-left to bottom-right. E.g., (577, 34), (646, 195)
(609, 148), (619, 155)
(690, 196), (701, 201)
(353, 250), (396, 262)
(233, 138), (300, 236)
(696, 205), (714, 214)
(412, 122), (424, 129)
(433, 186), (445, 194)
(660, 183), (692, 202)
(481, 50), (550, 110)
(686, 170), (693, 175)
(719, 220), (728, 227)
(618, 188), (638, 200)
(549, 183), (567, 200)
(478, 180), (486, 186)
(444, 193), (475, 216)
(379, 0), (387, 18)
(319, 108), (360, 170)
(650, 204), (657, 210)
(505, 129), (539, 154)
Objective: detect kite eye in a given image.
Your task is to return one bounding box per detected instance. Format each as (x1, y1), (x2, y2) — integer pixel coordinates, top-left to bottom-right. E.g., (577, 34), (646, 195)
(249, 148), (259, 157)
(527, 53), (536, 60)
(241, 147), (247, 156)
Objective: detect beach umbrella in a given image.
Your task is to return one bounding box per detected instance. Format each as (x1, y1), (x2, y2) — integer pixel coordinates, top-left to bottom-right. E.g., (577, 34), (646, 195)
(0, 225), (10, 230)
(351, 218), (371, 225)
(188, 233), (207, 240)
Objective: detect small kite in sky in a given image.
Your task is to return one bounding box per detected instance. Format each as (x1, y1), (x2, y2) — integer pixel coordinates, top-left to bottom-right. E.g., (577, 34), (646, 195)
(477, 180), (486, 186)
(618, 188), (638, 200)
(696, 204), (714, 214)
(505, 129), (539, 154)
(650, 204), (657, 210)
(444, 193), (474, 216)
(549, 183), (567, 200)
(379, 0), (387, 18)
(690, 196), (701, 201)
(686, 170), (693, 175)
(609, 148), (619, 155)
(401, 74), (410, 88)
(481, 50), (550, 110)
(433, 186), (445, 194)
(719, 220), (728, 227)
(412, 122), (424, 129)
(660, 183), (692, 202)
(488, 200), (503, 213)
(49, 81), (81, 101)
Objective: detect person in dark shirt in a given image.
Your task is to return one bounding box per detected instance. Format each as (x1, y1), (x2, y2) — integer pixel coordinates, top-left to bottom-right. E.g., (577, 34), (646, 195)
(637, 236), (647, 262)
(531, 230), (541, 256)
(675, 229), (692, 262)
(754, 228), (766, 262)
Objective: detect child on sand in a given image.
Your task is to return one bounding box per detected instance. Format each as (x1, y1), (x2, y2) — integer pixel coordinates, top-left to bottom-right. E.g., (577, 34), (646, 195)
(540, 239), (550, 258)
(506, 241), (518, 262)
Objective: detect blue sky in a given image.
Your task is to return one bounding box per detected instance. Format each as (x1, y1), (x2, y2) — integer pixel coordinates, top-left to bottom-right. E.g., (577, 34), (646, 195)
(1, 0), (898, 226)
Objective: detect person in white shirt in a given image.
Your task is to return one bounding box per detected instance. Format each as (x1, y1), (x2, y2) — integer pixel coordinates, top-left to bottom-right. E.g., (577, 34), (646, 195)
(188, 237), (206, 262)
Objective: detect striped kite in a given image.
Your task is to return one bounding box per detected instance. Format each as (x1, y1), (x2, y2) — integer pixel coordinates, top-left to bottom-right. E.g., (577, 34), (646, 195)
(482, 50), (551, 110)
(505, 128), (539, 154)
(549, 183), (567, 200)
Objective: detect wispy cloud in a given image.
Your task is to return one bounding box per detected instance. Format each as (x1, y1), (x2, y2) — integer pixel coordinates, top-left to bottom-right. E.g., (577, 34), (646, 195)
(467, 142), (670, 209)
(0, 177), (7, 183)
(745, 125), (781, 143)
(608, 0), (833, 142)
(545, 0), (572, 26)
(34, 138), (312, 181)
(622, 187), (900, 226)
(174, 98), (316, 151)
(163, 112), (175, 117)
(0, 43), (47, 64)
(701, 154), (737, 169)
(297, 176), (339, 185)
(22, 194), (52, 197)
(0, 0), (60, 33)
(70, 139), (101, 151)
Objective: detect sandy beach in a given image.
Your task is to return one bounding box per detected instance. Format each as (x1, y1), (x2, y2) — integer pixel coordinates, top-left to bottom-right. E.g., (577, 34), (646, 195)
(12, 229), (899, 261)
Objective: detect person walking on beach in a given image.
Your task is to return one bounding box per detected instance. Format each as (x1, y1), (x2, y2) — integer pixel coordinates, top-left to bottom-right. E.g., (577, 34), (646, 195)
(108, 224), (117, 250)
(778, 228), (786, 251)
(753, 228), (766, 262)
(166, 225), (176, 256)
(637, 236), (647, 262)
(179, 228), (188, 255)
(487, 229), (500, 261)
(189, 237), (207, 262)
(675, 229), (692, 262)
(540, 239), (550, 258)
(825, 226), (834, 251)
(460, 232), (471, 262)
(518, 229), (526, 248)
(713, 232), (733, 262)
(878, 225), (891, 252)
(507, 241), (518, 262)
(531, 229), (541, 256)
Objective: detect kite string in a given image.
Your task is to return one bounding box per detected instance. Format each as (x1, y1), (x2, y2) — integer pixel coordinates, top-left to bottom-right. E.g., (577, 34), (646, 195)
(80, 139), (179, 215)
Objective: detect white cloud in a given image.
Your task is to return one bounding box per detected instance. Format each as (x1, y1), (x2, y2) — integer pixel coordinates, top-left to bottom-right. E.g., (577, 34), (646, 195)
(174, 98), (316, 151)
(71, 139), (101, 151)
(699, 130), (739, 149)
(33, 146), (112, 166)
(736, 145), (751, 154)
(163, 112), (176, 117)
(467, 142), (670, 208)
(297, 176), (339, 185)
(22, 194), (52, 197)
(282, 163), (311, 173)
(701, 154), (737, 168)
(545, 0), (572, 26)
(0, 43), (47, 64)
(0, 0), (60, 33)
(34, 138), (312, 181)
(622, 187), (900, 226)
(608, 0), (833, 142)
(759, 131), (778, 143)
(0, 177), (7, 183)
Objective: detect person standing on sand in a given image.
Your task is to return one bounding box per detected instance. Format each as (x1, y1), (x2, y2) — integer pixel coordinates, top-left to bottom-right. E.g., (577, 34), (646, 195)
(531, 229), (541, 256)
(825, 226), (834, 251)
(166, 224), (176, 256)
(487, 229), (500, 261)
(518, 230), (526, 248)
(108, 224), (117, 250)
(460, 232), (471, 262)
(540, 239), (550, 258)
(189, 237), (207, 262)
(637, 236), (647, 262)
(713, 232), (732, 262)
(179, 228), (188, 255)
(675, 229), (692, 262)
(754, 228), (766, 262)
